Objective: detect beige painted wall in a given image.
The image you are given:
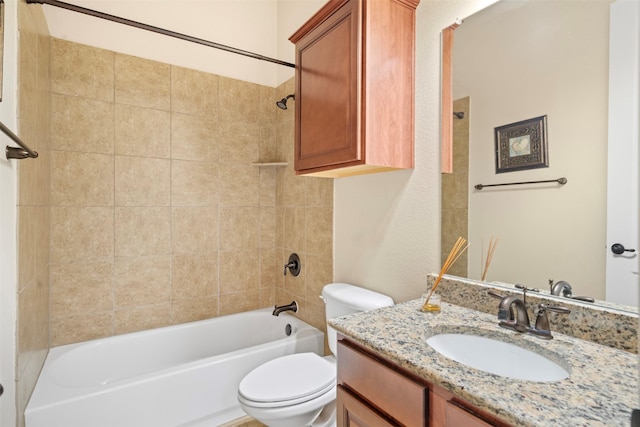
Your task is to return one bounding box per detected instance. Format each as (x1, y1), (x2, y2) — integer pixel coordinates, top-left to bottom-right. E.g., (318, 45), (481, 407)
(333, 0), (498, 303)
(454, 0), (609, 298)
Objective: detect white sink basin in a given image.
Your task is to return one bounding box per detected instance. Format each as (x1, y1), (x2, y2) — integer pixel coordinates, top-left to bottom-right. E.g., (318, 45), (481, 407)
(426, 333), (569, 382)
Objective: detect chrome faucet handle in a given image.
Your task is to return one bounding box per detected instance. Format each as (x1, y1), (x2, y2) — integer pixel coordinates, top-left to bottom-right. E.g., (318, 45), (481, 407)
(487, 290), (505, 300)
(515, 284), (540, 293)
(531, 304), (571, 340)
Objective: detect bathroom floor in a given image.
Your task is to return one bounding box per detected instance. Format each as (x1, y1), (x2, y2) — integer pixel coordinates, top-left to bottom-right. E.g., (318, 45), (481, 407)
(219, 416), (266, 427)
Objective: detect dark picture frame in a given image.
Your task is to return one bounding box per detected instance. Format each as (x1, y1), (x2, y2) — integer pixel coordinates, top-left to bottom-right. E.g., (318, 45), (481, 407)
(494, 115), (548, 174)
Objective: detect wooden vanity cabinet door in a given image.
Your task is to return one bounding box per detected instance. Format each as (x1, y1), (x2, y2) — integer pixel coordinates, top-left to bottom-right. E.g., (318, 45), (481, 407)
(337, 338), (427, 426)
(290, 0), (418, 177)
(292, 0), (360, 174)
(337, 385), (396, 427)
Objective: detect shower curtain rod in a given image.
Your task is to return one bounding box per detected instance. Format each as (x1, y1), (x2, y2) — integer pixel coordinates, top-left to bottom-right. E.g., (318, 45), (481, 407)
(26, 0), (296, 68)
(1, 121), (39, 160)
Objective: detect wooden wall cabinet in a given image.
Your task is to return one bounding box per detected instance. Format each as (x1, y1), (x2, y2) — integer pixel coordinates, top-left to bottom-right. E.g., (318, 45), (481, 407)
(289, 0), (419, 178)
(336, 336), (512, 427)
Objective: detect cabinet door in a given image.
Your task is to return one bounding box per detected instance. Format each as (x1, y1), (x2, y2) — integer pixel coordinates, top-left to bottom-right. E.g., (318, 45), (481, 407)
(337, 385), (397, 427)
(294, 0), (361, 173)
(430, 387), (505, 427)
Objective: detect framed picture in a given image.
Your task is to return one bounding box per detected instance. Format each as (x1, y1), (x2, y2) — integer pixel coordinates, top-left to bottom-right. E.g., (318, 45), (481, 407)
(494, 115), (548, 174)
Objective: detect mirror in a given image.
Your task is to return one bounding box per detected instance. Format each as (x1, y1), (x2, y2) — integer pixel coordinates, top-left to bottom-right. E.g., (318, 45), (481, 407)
(441, 0), (638, 310)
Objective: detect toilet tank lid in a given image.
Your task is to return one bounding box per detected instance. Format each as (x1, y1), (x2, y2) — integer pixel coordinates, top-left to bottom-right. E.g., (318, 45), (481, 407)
(322, 283), (394, 310)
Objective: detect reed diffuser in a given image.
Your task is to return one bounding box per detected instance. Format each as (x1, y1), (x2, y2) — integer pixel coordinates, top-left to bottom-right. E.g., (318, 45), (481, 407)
(421, 237), (469, 312)
(480, 236), (499, 281)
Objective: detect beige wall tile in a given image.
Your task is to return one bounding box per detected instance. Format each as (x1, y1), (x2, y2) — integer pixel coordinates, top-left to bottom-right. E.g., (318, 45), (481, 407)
(51, 38), (114, 101)
(18, 206), (36, 290)
(51, 151), (114, 206)
(171, 112), (218, 162)
(259, 86), (277, 125)
(276, 120), (295, 164)
(219, 290), (261, 316)
(305, 207), (332, 258)
(219, 77), (261, 123)
(171, 254), (217, 300)
(260, 207), (276, 248)
(219, 121), (260, 163)
(260, 286), (276, 308)
(171, 297), (218, 324)
(114, 256), (171, 307)
(260, 247), (277, 287)
(171, 207), (217, 254)
(219, 250), (259, 294)
(306, 177), (333, 207)
(50, 313), (114, 347)
(17, 142), (37, 207)
(114, 304), (171, 335)
(33, 147), (51, 207)
(259, 125), (277, 163)
(259, 168), (276, 207)
(283, 207), (306, 252)
(281, 165), (306, 207)
(219, 163), (259, 206)
(50, 260), (114, 317)
(115, 207), (171, 257)
(50, 207), (114, 262)
(115, 156), (170, 206)
(34, 206), (50, 273)
(17, 5), (53, 423)
(115, 104), (171, 158)
(171, 160), (217, 206)
(115, 54), (170, 110)
(171, 66), (219, 116)
(17, 275), (48, 377)
(219, 206), (260, 250)
(51, 94), (114, 153)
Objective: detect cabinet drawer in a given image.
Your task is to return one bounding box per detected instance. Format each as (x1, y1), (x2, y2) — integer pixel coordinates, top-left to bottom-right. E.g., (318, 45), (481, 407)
(337, 340), (426, 426)
(446, 400), (494, 427)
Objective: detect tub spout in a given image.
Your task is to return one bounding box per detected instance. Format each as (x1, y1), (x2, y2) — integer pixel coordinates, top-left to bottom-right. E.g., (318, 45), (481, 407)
(272, 301), (298, 316)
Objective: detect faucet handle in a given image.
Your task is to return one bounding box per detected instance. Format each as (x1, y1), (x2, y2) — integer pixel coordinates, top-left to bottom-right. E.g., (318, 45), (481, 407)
(532, 304), (570, 339)
(487, 290), (505, 300)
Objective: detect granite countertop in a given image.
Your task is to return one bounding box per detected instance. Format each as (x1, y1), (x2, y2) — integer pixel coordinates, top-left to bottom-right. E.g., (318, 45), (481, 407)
(329, 299), (638, 427)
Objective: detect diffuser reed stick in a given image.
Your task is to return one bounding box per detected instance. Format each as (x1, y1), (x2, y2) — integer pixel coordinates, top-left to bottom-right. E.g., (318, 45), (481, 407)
(480, 236), (499, 281)
(422, 236), (469, 311)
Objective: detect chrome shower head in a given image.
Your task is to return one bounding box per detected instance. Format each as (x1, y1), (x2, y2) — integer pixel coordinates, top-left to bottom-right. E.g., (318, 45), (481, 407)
(276, 94), (295, 110)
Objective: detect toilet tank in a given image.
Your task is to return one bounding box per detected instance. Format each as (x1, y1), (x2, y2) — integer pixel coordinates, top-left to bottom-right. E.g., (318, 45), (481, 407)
(321, 283), (394, 356)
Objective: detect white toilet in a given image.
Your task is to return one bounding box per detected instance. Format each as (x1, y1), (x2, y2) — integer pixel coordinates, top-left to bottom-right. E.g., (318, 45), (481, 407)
(237, 283), (394, 427)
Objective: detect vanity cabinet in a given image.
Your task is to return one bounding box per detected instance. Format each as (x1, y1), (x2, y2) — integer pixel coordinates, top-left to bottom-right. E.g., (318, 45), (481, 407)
(337, 336), (512, 427)
(289, 0), (419, 178)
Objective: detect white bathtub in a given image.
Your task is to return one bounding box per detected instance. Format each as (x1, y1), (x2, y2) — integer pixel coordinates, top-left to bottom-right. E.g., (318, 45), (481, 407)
(25, 308), (324, 427)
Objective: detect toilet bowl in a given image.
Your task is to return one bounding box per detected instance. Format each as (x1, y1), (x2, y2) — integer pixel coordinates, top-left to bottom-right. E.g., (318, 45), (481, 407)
(238, 353), (336, 427)
(237, 283), (394, 427)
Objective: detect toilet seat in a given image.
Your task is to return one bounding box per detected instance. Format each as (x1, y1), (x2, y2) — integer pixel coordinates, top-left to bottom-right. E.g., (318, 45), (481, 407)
(238, 353), (336, 408)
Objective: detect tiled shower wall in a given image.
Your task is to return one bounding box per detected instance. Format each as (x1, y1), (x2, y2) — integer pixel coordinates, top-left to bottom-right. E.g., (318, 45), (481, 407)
(48, 38), (333, 346)
(16, 2), (51, 426)
(441, 97), (469, 277)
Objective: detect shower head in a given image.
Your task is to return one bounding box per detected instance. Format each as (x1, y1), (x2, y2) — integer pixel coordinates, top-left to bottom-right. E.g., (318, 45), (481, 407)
(453, 111), (465, 119)
(276, 94), (295, 110)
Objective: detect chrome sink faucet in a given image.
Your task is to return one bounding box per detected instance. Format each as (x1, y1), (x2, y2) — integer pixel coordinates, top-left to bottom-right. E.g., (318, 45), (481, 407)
(496, 294), (530, 333)
(488, 289), (570, 339)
